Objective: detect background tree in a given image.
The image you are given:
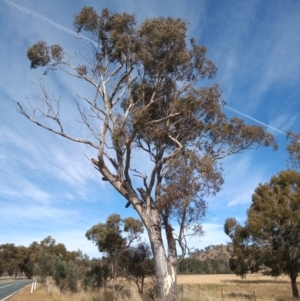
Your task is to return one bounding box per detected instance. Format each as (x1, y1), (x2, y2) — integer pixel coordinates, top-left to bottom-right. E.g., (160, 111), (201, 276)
(287, 131), (300, 169)
(67, 249), (90, 277)
(19, 7), (277, 301)
(19, 242), (41, 279)
(32, 236), (89, 285)
(34, 251), (54, 282)
(122, 242), (154, 295)
(0, 244), (20, 277)
(82, 258), (109, 291)
(86, 214), (143, 290)
(225, 170), (300, 298)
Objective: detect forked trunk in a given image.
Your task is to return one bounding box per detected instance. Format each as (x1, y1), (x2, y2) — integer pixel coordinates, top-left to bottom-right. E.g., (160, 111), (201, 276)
(145, 213), (178, 301)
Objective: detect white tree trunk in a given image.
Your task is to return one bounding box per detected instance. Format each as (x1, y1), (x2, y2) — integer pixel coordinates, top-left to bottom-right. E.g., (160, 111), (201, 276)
(143, 211), (178, 301)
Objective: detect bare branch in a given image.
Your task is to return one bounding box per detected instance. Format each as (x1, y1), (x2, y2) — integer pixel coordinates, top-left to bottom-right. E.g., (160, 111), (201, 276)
(16, 101), (99, 149)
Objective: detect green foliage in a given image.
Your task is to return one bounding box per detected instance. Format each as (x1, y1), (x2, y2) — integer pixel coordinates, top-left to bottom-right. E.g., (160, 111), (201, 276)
(225, 169), (300, 298)
(34, 251), (53, 281)
(52, 255), (68, 292)
(86, 214), (143, 256)
(82, 259), (109, 291)
(86, 214), (144, 290)
(122, 242), (154, 294)
(0, 235), (88, 295)
(52, 255), (81, 293)
(65, 260), (81, 293)
(0, 244), (19, 276)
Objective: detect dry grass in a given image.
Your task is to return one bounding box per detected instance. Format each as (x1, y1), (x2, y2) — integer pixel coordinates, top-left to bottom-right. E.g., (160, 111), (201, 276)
(7, 274), (297, 301)
(177, 274), (294, 301)
(8, 279), (144, 301)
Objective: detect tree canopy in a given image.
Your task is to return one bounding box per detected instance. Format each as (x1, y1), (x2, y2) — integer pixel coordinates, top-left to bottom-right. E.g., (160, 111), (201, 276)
(225, 169), (300, 298)
(19, 7), (277, 301)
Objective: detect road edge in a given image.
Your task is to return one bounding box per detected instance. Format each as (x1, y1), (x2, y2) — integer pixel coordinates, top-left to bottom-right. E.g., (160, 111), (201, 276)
(1, 283), (32, 301)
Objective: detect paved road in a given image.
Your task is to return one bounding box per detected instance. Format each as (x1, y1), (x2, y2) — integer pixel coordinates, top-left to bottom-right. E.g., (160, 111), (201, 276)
(0, 280), (33, 301)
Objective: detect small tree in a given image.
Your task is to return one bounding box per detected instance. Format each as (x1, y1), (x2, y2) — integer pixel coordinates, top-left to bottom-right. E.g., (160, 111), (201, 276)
(52, 255), (81, 294)
(86, 214), (143, 290)
(34, 251), (54, 282)
(52, 255), (68, 293)
(82, 258), (109, 291)
(19, 7), (277, 301)
(225, 170), (300, 298)
(123, 242), (154, 295)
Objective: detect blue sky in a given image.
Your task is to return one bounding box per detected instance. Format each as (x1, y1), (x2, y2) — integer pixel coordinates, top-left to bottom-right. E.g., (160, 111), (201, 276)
(0, 0), (299, 258)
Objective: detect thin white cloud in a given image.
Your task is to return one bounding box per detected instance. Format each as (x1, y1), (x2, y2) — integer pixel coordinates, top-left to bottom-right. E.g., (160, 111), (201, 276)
(207, 153), (267, 209)
(268, 114), (298, 135)
(226, 174), (262, 207)
(188, 223), (229, 249)
(0, 203), (78, 225)
(0, 181), (51, 204)
(2, 0), (96, 46)
(256, 10), (300, 96)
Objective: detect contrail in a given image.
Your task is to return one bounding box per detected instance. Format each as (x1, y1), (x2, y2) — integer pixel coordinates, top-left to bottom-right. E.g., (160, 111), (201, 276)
(225, 105), (287, 136)
(2, 0), (97, 46)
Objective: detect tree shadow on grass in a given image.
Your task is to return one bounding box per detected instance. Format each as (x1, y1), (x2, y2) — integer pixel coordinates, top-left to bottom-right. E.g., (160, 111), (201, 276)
(223, 279), (288, 284)
(227, 292), (252, 300)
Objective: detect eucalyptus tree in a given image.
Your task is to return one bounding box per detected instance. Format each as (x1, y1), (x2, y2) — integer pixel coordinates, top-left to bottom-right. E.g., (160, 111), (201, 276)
(0, 244), (20, 276)
(19, 7), (276, 300)
(86, 214), (143, 290)
(225, 170), (300, 298)
(122, 242), (154, 295)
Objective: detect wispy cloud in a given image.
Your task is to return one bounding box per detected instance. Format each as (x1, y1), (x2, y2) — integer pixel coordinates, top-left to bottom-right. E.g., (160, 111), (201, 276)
(268, 114), (298, 135)
(224, 156), (261, 207)
(208, 154), (267, 209)
(225, 105), (287, 136)
(2, 0), (77, 36)
(2, 0), (97, 46)
(207, 1), (300, 115)
(256, 7), (300, 96)
(0, 204), (78, 224)
(184, 223), (229, 251)
(226, 173), (262, 207)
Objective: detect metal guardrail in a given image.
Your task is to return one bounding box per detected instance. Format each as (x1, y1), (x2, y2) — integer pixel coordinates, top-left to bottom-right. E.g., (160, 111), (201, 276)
(0, 277), (15, 283)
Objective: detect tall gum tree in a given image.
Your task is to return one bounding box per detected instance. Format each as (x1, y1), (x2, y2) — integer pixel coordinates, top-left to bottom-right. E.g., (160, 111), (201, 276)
(18, 7), (277, 301)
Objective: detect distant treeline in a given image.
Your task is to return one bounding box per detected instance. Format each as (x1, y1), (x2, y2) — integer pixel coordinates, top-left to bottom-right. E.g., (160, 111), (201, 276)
(0, 237), (234, 283)
(178, 257), (232, 274)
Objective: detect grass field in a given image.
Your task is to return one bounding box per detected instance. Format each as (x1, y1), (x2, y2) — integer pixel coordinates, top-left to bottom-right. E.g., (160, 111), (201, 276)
(8, 274), (296, 301)
(177, 274), (293, 301)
